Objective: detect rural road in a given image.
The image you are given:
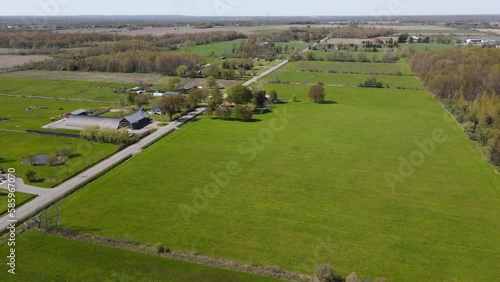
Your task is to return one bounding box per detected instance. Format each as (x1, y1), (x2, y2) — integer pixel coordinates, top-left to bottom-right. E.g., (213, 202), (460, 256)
(0, 37), (328, 233)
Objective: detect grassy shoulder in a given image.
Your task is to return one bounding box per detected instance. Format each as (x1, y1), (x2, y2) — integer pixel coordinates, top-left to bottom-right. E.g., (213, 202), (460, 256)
(0, 190), (34, 215)
(0, 232), (280, 282)
(282, 60), (413, 75)
(59, 84), (500, 281)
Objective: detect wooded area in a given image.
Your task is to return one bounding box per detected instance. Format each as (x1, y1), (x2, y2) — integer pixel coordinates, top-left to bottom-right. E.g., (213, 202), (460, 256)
(411, 48), (500, 165)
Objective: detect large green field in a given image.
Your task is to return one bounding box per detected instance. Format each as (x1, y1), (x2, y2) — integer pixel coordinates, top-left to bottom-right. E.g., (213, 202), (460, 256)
(265, 70), (423, 89)
(403, 43), (465, 54)
(58, 81), (499, 281)
(0, 96), (116, 130)
(0, 131), (116, 188)
(0, 77), (129, 101)
(0, 232), (279, 281)
(282, 60), (413, 75)
(174, 39), (245, 56)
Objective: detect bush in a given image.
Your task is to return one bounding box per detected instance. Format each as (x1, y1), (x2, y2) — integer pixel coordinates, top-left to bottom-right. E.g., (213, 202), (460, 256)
(154, 242), (166, 253)
(316, 264), (336, 282)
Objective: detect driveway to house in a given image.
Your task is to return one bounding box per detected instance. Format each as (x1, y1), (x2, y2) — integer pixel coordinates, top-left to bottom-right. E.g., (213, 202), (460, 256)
(0, 37), (329, 233)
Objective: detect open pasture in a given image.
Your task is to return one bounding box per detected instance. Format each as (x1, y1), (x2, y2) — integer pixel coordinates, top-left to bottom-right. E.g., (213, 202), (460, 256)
(265, 70), (423, 89)
(58, 83), (500, 281)
(282, 60), (413, 75)
(0, 77), (129, 102)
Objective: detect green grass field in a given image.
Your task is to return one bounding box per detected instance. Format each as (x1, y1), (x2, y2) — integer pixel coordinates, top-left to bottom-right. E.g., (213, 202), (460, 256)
(174, 40), (245, 56)
(282, 60), (413, 75)
(0, 190), (34, 215)
(265, 70), (423, 89)
(0, 232), (279, 281)
(312, 51), (379, 61)
(58, 81), (500, 281)
(0, 77), (129, 101)
(0, 96), (116, 130)
(0, 131), (116, 188)
(403, 43), (465, 54)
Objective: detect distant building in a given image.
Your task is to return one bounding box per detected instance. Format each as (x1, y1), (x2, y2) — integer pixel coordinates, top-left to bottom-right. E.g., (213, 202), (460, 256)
(149, 105), (164, 115)
(152, 91), (180, 97)
(65, 109), (88, 119)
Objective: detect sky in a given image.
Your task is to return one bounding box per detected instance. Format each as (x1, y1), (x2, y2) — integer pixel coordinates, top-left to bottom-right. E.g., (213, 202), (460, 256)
(1, 0), (499, 17)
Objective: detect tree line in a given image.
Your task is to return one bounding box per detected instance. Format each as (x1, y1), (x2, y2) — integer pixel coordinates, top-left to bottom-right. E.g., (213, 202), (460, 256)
(0, 31), (127, 49)
(411, 48), (500, 165)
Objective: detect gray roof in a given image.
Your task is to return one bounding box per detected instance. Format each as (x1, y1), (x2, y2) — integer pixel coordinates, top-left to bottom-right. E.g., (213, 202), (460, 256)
(125, 111), (149, 124)
(66, 116), (122, 130)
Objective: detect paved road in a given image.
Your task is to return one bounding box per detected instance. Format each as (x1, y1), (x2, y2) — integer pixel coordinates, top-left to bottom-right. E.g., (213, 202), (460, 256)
(0, 38), (329, 233)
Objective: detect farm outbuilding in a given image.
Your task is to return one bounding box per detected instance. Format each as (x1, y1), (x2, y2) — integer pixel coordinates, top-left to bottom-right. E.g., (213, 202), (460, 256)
(55, 110), (151, 131)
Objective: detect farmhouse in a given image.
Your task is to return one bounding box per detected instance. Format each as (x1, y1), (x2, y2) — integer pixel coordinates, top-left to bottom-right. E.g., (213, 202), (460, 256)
(149, 105), (164, 115)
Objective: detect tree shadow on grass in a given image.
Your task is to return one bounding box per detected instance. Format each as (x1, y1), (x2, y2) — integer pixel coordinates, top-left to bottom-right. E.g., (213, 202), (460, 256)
(319, 100), (338, 105)
(69, 153), (82, 159)
(209, 117), (262, 123)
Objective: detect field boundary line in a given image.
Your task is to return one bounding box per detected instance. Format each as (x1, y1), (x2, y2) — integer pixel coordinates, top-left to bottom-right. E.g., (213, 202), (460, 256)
(0, 93), (118, 104)
(29, 229), (313, 282)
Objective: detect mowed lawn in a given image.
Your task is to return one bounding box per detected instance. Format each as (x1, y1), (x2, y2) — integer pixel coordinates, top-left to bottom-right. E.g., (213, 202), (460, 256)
(0, 131), (116, 188)
(59, 85), (499, 281)
(282, 60), (413, 75)
(0, 96), (116, 130)
(0, 232), (279, 282)
(265, 70), (423, 89)
(0, 190), (34, 215)
(0, 77), (128, 101)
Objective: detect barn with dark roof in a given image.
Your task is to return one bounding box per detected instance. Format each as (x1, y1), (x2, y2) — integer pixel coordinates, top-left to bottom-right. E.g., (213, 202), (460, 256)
(59, 110), (150, 130)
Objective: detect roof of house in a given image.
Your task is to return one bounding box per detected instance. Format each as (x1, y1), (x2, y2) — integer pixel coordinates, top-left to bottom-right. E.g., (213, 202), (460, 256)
(70, 109), (87, 115)
(125, 111), (150, 124)
(164, 92), (180, 96)
(66, 116), (122, 130)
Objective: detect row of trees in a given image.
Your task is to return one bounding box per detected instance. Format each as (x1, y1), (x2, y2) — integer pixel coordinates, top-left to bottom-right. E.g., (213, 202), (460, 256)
(0, 30), (245, 51)
(411, 48), (500, 165)
(0, 31), (126, 49)
(302, 49), (400, 63)
(80, 126), (130, 144)
(25, 50), (202, 75)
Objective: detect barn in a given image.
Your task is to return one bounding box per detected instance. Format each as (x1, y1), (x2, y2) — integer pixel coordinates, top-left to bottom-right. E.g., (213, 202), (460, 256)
(61, 110), (150, 130)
